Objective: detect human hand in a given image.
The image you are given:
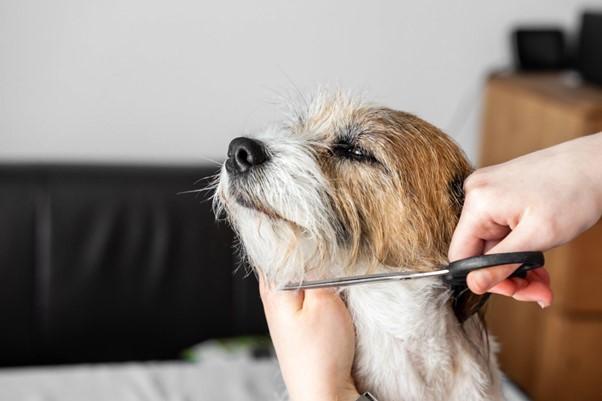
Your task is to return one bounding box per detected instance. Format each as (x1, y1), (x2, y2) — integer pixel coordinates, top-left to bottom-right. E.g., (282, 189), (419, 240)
(449, 133), (602, 307)
(259, 275), (359, 401)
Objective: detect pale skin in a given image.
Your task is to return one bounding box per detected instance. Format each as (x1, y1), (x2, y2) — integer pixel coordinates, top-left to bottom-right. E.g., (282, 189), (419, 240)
(260, 132), (602, 400)
(450, 132), (602, 305)
(259, 277), (360, 401)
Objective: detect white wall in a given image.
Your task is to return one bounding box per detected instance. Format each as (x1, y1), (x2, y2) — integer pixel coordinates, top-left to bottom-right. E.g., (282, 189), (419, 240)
(0, 0), (599, 165)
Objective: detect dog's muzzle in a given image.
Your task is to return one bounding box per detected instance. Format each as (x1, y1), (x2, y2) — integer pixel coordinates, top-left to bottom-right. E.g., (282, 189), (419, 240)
(225, 137), (269, 175)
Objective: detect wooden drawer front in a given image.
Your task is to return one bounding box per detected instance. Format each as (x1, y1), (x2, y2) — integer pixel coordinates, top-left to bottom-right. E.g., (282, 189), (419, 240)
(487, 299), (602, 401)
(532, 311), (602, 401)
(547, 220), (602, 313)
(481, 75), (602, 167)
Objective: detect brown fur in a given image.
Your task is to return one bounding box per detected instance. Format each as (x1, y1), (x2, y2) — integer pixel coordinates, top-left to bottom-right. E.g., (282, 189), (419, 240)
(217, 93), (501, 399)
(313, 105), (487, 321)
(221, 92), (488, 322)
(317, 107), (472, 271)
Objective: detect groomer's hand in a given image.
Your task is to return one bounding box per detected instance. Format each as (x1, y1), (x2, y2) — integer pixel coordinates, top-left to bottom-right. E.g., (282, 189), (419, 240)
(449, 132), (602, 307)
(259, 275), (359, 401)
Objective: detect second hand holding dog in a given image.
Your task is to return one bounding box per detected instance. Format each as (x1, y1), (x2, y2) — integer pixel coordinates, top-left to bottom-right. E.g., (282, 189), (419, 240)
(259, 275), (360, 401)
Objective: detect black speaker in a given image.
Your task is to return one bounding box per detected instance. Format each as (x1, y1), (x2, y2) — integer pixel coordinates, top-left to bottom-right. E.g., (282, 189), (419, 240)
(578, 11), (602, 86)
(513, 28), (566, 71)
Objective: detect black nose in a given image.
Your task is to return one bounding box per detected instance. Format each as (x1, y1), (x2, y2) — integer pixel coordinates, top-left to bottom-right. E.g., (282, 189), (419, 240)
(226, 137), (268, 174)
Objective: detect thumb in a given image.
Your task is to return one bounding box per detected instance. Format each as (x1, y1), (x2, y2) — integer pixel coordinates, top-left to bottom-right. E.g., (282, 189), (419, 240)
(466, 221), (543, 294)
(258, 272), (305, 316)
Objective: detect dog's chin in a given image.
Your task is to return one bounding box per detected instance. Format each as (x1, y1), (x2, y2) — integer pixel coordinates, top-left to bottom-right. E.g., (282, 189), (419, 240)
(233, 194), (258, 211)
(231, 192), (302, 230)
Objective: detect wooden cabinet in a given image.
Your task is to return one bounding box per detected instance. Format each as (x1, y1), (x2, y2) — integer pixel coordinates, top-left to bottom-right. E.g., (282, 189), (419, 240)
(480, 73), (602, 401)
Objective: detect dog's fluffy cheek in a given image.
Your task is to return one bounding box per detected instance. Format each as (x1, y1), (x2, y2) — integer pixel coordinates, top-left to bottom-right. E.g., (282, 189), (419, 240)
(256, 174), (333, 235)
(233, 207), (319, 285)
(327, 165), (410, 268)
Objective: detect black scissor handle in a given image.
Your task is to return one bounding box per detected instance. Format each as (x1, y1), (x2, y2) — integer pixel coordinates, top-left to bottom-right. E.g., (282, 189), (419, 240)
(441, 251), (545, 286)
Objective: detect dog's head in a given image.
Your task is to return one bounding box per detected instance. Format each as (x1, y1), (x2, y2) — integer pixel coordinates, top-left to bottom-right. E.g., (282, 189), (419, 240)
(215, 91), (482, 320)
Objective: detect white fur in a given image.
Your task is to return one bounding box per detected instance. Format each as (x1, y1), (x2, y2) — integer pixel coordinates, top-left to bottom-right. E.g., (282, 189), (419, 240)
(215, 125), (346, 284)
(215, 92), (503, 401)
(346, 281), (501, 401)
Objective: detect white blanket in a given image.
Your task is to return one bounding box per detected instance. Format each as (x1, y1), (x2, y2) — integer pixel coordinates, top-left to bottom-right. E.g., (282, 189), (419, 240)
(0, 339), (529, 401)
(0, 359), (284, 401)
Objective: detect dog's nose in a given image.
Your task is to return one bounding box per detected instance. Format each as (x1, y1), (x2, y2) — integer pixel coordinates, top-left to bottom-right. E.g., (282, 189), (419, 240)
(226, 137), (268, 174)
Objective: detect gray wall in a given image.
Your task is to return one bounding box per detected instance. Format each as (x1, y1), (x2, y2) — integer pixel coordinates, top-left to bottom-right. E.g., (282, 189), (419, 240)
(0, 0), (598, 164)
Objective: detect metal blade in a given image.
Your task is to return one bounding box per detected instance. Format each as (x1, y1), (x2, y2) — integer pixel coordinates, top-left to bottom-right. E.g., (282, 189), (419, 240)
(280, 269), (449, 290)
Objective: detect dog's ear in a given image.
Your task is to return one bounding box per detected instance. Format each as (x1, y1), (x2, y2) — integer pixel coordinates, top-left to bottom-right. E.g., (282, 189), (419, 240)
(448, 169), (491, 323)
(448, 171), (468, 213)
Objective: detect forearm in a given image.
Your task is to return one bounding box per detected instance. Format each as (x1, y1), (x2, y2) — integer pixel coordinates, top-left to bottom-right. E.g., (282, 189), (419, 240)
(576, 132), (602, 215)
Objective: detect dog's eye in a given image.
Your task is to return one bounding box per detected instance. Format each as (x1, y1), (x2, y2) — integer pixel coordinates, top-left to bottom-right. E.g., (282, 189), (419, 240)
(350, 147), (364, 157)
(332, 141), (377, 163)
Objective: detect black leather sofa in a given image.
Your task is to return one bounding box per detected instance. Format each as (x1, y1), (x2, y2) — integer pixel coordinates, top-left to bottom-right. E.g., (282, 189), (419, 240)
(0, 164), (267, 367)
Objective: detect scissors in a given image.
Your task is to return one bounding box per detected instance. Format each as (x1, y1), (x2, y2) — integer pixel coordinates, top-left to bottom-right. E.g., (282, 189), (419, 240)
(280, 251), (544, 290)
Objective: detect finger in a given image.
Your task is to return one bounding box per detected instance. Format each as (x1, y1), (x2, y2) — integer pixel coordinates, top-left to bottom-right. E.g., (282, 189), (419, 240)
(488, 269), (553, 307)
(467, 264), (520, 294)
(258, 270), (269, 298)
(448, 210), (511, 262)
(448, 211), (486, 261)
(467, 221), (545, 293)
(482, 239), (502, 254)
(481, 276), (529, 297)
(303, 288), (344, 311)
(484, 272), (538, 297)
(486, 282), (554, 309)
(258, 273), (305, 315)
(485, 278), (553, 304)
(511, 282), (554, 306)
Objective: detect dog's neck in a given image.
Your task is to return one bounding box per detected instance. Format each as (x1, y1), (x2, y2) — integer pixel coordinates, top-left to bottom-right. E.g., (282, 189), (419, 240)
(344, 279), (451, 339)
(344, 279), (501, 401)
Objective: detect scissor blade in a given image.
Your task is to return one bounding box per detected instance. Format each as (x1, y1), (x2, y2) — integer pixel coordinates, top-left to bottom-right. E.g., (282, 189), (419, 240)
(280, 269), (449, 290)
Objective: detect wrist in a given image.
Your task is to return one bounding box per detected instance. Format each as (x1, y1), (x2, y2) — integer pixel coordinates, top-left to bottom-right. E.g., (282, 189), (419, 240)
(294, 392), (359, 401)
(291, 381), (360, 401)
(577, 133), (602, 211)
(586, 133), (602, 213)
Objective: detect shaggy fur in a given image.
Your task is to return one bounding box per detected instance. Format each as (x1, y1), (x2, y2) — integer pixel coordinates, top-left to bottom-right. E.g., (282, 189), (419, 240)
(214, 91), (502, 401)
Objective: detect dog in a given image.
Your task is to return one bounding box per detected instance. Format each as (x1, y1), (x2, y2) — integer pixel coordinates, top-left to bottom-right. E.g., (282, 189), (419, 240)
(214, 90), (503, 401)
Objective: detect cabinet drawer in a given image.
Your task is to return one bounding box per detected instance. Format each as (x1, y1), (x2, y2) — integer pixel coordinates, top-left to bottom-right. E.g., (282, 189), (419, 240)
(533, 311), (602, 401)
(487, 298), (602, 401)
(546, 220), (602, 313)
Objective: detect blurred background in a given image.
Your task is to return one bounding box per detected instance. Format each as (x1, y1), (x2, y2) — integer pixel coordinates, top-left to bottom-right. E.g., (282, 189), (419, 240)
(0, 0), (599, 164)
